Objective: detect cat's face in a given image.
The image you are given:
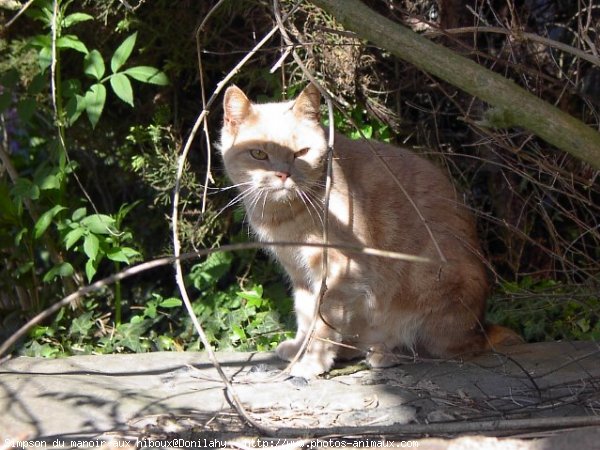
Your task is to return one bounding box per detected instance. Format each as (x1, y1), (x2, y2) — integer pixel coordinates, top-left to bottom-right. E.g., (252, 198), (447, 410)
(219, 85), (327, 206)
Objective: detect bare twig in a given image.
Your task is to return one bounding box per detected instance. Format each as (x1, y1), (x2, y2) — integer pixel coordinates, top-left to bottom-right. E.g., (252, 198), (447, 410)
(424, 26), (600, 68)
(272, 414), (600, 438)
(3, 0), (35, 29)
(272, 0), (339, 375)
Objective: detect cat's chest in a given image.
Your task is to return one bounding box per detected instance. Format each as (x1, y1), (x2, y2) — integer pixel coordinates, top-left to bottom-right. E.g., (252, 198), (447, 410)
(251, 217), (323, 286)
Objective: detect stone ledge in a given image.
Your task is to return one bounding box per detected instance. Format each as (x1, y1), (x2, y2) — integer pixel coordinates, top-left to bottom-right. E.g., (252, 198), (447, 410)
(1, 341), (599, 448)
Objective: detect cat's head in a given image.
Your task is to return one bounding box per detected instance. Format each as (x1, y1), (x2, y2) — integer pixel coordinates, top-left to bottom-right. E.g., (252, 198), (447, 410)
(219, 84), (327, 204)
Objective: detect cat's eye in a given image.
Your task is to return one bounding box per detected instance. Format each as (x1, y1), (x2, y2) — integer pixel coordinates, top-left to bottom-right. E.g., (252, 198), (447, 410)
(294, 148), (309, 158)
(249, 149), (268, 160)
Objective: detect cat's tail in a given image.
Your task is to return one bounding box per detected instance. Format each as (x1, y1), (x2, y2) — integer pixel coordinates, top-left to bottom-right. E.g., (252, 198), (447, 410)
(484, 324), (524, 350)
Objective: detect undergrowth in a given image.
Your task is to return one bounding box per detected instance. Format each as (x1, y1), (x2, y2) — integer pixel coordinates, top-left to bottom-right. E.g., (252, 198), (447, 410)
(1, 0), (599, 358)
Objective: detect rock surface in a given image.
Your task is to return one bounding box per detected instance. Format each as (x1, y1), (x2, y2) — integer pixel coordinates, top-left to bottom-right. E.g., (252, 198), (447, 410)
(1, 341), (599, 449)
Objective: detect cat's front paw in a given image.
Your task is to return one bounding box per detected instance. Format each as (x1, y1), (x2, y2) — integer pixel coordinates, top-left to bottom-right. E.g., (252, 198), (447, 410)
(276, 339), (302, 361)
(289, 356), (331, 379)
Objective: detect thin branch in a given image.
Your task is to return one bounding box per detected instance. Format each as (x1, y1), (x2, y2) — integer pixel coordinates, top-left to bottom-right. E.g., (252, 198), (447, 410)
(272, 414), (600, 438)
(424, 25), (600, 68)
(272, 0), (339, 375)
(168, 2), (305, 434)
(3, 0), (35, 29)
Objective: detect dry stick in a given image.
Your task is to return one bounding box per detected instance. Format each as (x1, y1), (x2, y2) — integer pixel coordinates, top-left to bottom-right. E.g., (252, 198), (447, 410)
(168, 4), (315, 433)
(171, 7), (284, 435)
(195, 0), (230, 214)
(271, 0), (338, 377)
(3, 0), (36, 29)
(273, 414), (600, 438)
(424, 26), (600, 68)
(0, 241), (426, 359)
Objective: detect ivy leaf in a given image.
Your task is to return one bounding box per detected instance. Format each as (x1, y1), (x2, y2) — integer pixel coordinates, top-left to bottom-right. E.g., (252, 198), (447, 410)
(111, 32), (137, 73)
(62, 12), (94, 28)
(84, 50), (105, 80)
(84, 83), (106, 128)
(110, 73), (134, 106)
(83, 233), (99, 260)
(56, 35), (89, 54)
(34, 205), (66, 238)
(123, 66), (169, 85)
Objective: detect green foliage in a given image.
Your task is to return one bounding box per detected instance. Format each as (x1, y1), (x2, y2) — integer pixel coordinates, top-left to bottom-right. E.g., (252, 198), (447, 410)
(21, 252), (294, 357)
(323, 105), (391, 142)
(188, 252), (294, 351)
(488, 278), (600, 342)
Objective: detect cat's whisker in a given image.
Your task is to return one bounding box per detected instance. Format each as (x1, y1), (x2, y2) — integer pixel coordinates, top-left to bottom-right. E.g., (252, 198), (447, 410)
(213, 185), (257, 220)
(246, 187), (265, 220)
(213, 181), (254, 193)
(297, 189), (325, 228)
(260, 189), (269, 221)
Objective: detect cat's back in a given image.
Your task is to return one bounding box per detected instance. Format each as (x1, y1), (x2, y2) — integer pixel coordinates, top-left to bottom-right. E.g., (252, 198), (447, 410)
(332, 132), (457, 202)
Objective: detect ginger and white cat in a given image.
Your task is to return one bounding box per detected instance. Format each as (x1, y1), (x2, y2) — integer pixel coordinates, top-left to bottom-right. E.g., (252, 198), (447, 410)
(219, 84), (521, 378)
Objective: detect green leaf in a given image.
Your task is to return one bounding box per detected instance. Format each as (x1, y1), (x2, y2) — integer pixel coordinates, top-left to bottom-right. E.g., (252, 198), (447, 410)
(38, 47), (52, 72)
(37, 173), (61, 190)
(12, 178), (40, 201)
(85, 258), (97, 282)
(72, 207), (87, 221)
(34, 205), (66, 238)
(109, 73), (134, 106)
(80, 214), (115, 234)
(106, 247), (129, 263)
(69, 311), (95, 336)
(43, 262), (74, 283)
(66, 94), (86, 126)
(83, 233), (100, 260)
(124, 66), (169, 85)
(159, 298), (182, 308)
(84, 83), (106, 128)
(111, 32), (137, 73)
(28, 34), (51, 49)
(56, 35), (89, 54)
(84, 49), (105, 80)
(62, 12), (94, 28)
(64, 227), (85, 249)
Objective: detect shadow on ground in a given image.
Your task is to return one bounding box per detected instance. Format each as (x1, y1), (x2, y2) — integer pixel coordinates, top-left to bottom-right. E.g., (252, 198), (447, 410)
(1, 341), (599, 449)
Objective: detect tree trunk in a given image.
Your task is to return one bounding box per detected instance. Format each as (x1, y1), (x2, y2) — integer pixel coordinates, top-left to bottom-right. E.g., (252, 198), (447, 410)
(307, 0), (600, 170)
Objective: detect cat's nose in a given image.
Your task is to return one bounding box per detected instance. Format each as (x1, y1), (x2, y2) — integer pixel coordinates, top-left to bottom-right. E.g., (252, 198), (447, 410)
(275, 171), (290, 182)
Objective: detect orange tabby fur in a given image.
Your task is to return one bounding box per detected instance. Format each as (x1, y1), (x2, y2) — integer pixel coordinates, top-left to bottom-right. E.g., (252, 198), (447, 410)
(219, 84), (521, 378)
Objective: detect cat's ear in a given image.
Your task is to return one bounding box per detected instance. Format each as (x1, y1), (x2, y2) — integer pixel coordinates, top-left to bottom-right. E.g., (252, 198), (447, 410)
(292, 83), (320, 122)
(223, 85), (252, 131)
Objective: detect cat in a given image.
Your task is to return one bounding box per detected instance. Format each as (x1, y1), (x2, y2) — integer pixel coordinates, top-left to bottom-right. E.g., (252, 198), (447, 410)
(219, 83), (522, 378)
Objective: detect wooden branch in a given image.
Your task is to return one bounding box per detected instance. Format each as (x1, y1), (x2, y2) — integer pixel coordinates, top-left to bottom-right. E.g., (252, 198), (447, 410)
(274, 414), (600, 438)
(307, 0), (600, 170)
